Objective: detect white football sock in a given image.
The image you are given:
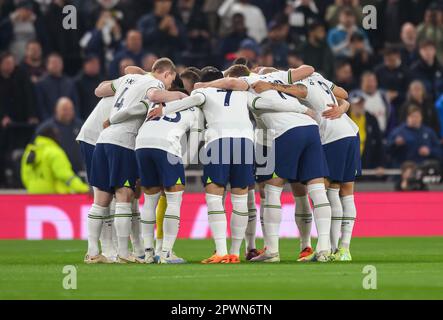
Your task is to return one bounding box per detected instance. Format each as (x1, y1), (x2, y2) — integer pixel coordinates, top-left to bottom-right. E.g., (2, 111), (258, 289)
(230, 193), (249, 255)
(263, 184), (283, 254)
(87, 204), (106, 256)
(340, 195), (357, 249)
(130, 198), (144, 257)
(307, 183), (331, 253)
(162, 191), (183, 253)
(155, 239), (163, 255)
(100, 206), (116, 257)
(206, 193), (227, 256)
(114, 202), (132, 258)
(327, 188), (343, 252)
(245, 189), (257, 251)
(259, 197), (267, 247)
(294, 195), (312, 250)
(110, 198), (118, 251)
(141, 192), (160, 250)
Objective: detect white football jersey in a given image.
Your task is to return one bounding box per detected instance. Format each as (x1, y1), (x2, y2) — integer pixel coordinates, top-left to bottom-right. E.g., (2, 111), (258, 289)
(242, 73), (317, 142)
(136, 106), (204, 159)
(97, 73), (164, 150)
(191, 88), (254, 145)
(76, 97), (113, 145)
(296, 72), (359, 145)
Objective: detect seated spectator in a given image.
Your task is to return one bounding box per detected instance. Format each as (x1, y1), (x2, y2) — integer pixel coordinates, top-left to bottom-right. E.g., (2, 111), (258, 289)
(399, 80), (441, 136)
(325, 0), (363, 28)
(285, 0), (320, 43)
(35, 53), (79, 120)
(137, 0), (186, 63)
(260, 19), (289, 69)
(287, 49), (304, 68)
(36, 97), (83, 174)
(300, 21), (334, 79)
(19, 40), (46, 83)
(258, 45), (275, 67)
(395, 161), (428, 191)
(251, 0), (287, 22)
(400, 23), (419, 66)
(230, 39), (260, 69)
(387, 106), (441, 168)
(374, 46), (410, 109)
(348, 32), (374, 80)
(327, 7), (372, 58)
(119, 57), (136, 77)
(81, 10), (123, 68)
(352, 71), (393, 135)
(416, 2), (443, 64)
(333, 60), (357, 92)
(410, 40), (443, 98)
(108, 30), (145, 79)
(218, 0), (268, 43)
(141, 53), (159, 73)
(348, 93), (384, 170)
(75, 55), (104, 120)
(178, 0), (212, 67)
(0, 0), (47, 62)
(21, 125), (88, 194)
(218, 13), (254, 66)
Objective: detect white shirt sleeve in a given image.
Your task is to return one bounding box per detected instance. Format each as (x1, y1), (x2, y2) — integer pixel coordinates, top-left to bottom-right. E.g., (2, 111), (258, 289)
(162, 92), (206, 115)
(247, 92), (308, 113)
(109, 102), (148, 124)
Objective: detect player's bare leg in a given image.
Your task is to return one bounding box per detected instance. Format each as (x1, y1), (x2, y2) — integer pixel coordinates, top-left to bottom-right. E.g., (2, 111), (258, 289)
(291, 182), (313, 260)
(337, 182), (355, 261)
(250, 177), (285, 263)
(114, 186), (143, 263)
(85, 189), (114, 264)
(159, 184), (186, 264)
(201, 183), (230, 264)
(228, 186), (250, 263)
(300, 178), (332, 262)
(141, 186), (162, 263)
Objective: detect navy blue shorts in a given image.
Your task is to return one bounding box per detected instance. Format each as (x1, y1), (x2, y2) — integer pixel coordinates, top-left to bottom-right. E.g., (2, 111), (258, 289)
(270, 125), (329, 183)
(79, 141), (95, 181)
(90, 143), (138, 192)
(202, 138), (254, 188)
(136, 148), (185, 188)
(323, 134), (362, 183)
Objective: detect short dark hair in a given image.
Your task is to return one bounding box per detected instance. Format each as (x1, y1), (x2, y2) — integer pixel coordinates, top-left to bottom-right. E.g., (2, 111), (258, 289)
(407, 104), (422, 116)
(180, 69), (201, 85)
(152, 57), (176, 73)
(200, 66), (223, 82)
(185, 66), (202, 77)
(0, 51), (13, 64)
(419, 40), (436, 49)
(224, 64), (250, 78)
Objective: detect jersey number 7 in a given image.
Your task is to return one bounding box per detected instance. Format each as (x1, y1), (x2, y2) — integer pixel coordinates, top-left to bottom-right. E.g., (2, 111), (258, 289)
(217, 89), (233, 106)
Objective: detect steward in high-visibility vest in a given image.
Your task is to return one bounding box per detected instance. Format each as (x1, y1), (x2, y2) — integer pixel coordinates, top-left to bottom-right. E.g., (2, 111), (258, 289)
(21, 126), (89, 194)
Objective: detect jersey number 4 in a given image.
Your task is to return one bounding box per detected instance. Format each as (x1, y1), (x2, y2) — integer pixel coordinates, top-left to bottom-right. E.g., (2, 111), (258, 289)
(114, 87), (129, 110)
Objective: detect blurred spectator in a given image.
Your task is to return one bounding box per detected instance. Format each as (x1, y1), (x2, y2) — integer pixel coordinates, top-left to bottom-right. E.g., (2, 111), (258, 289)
(325, 0), (363, 27)
(232, 39), (259, 68)
(379, 0), (411, 44)
(108, 30), (144, 79)
(218, 13), (253, 66)
(36, 97), (83, 174)
(21, 125), (88, 194)
(75, 55), (104, 120)
(347, 32), (373, 79)
(387, 106), (441, 167)
(348, 93), (384, 170)
(353, 71), (393, 134)
(410, 40), (443, 98)
(0, 51), (37, 129)
(218, 0), (267, 43)
(416, 2), (443, 64)
(137, 0), (186, 63)
(374, 46), (410, 109)
(333, 59), (357, 92)
(250, 0), (287, 22)
(436, 93), (443, 138)
(285, 0), (321, 43)
(395, 161), (428, 191)
(43, 0), (82, 75)
(35, 53), (79, 120)
(327, 7), (372, 58)
(260, 19), (289, 69)
(400, 23), (419, 66)
(300, 21), (334, 79)
(19, 40), (45, 83)
(0, 0), (47, 62)
(178, 0), (212, 67)
(287, 49), (304, 68)
(119, 57), (136, 77)
(81, 10), (122, 68)
(398, 80), (441, 136)
(141, 53), (159, 72)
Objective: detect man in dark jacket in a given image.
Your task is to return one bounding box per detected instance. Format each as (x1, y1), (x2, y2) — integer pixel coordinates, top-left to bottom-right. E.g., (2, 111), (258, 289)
(35, 53), (79, 120)
(387, 105), (441, 168)
(348, 93), (384, 170)
(75, 55), (104, 120)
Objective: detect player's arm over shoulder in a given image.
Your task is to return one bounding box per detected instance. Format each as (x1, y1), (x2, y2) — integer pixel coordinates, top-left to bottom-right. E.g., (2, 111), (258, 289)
(289, 65), (315, 83)
(194, 77), (249, 91)
(95, 80), (115, 98)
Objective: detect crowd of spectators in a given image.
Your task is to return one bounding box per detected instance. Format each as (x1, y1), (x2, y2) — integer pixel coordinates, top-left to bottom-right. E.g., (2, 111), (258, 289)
(1, 0), (443, 188)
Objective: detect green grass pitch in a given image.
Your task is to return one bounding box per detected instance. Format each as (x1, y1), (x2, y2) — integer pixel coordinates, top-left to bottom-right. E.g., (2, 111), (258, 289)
(1, 237), (443, 300)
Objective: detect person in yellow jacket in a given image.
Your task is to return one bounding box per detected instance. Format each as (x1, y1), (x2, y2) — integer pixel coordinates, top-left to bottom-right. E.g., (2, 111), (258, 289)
(21, 126), (89, 194)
